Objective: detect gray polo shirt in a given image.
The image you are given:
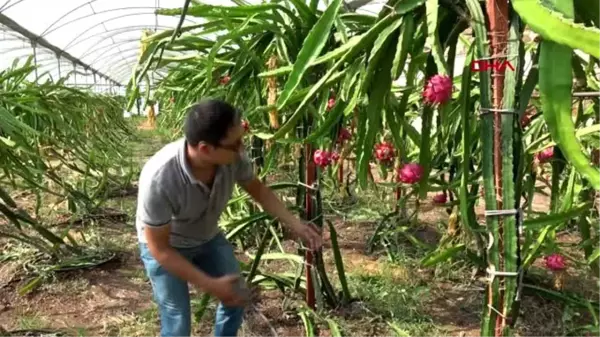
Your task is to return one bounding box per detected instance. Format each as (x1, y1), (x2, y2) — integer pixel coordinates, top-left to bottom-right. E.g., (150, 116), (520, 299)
(135, 137), (255, 248)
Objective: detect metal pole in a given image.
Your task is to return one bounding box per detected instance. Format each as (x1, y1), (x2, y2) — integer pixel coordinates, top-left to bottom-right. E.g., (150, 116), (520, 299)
(57, 54), (61, 78)
(530, 91), (600, 98)
(73, 62), (77, 86)
(32, 40), (38, 80)
(572, 92), (600, 98)
(0, 13), (122, 85)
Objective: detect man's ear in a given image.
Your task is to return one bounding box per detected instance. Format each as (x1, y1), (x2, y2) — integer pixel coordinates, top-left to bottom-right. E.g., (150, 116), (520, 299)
(197, 142), (211, 154)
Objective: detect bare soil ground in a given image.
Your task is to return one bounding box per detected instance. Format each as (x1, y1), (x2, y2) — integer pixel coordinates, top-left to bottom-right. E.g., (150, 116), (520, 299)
(0, 127), (598, 337)
(1, 196), (596, 337)
(0, 215), (423, 336)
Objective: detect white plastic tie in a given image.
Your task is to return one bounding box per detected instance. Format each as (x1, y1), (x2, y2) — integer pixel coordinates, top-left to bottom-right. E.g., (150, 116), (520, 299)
(297, 181), (319, 191)
(484, 209), (519, 217)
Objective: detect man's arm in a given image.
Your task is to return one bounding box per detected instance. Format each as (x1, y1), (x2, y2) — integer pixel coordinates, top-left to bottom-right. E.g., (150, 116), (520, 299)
(240, 178), (301, 227)
(234, 152), (299, 226)
(145, 225), (215, 291)
(234, 151), (322, 250)
(144, 225), (246, 306)
(239, 178), (322, 250)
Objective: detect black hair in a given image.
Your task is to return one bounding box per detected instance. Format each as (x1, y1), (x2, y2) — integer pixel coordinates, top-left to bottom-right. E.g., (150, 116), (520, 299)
(183, 99), (241, 146)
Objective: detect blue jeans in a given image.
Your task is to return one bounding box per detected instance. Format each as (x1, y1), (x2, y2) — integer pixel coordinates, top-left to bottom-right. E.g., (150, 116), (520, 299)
(139, 232), (245, 337)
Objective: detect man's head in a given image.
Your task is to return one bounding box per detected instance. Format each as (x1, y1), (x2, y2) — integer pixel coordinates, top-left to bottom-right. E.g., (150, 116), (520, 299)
(184, 99), (245, 166)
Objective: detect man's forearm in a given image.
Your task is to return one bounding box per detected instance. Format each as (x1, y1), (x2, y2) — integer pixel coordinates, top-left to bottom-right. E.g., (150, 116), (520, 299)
(251, 182), (301, 228)
(242, 179), (322, 251)
(151, 247), (215, 292)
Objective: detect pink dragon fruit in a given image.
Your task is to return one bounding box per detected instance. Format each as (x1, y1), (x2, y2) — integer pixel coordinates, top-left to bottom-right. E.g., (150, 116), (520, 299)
(397, 163), (424, 184)
(536, 147), (554, 163)
(337, 128), (352, 143)
(423, 74), (453, 105)
(433, 193), (447, 204)
(521, 106), (536, 128)
(545, 253), (567, 290)
(327, 98), (336, 111)
(220, 75), (231, 85)
(520, 113), (532, 128)
(374, 142), (395, 163)
(545, 253), (566, 271)
(313, 150), (331, 168)
(241, 120), (249, 132)
(330, 151), (340, 162)
(326, 91), (336, 111)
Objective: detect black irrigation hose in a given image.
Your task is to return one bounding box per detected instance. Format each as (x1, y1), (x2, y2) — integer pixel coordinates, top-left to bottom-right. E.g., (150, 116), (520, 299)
(53, 251), (118, 272)
(2, 329), (67, 336)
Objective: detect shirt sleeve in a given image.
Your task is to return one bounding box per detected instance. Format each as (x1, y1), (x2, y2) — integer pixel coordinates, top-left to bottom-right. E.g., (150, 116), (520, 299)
(137, 179), (173, 227)
(234, 151), (256, 183)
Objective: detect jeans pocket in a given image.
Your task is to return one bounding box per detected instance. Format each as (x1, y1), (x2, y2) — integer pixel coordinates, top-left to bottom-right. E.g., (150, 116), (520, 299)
(139, 242), (162, 276)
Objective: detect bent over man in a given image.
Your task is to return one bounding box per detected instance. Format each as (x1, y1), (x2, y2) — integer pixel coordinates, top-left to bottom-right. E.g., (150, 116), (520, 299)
(135, 99), (322, 336)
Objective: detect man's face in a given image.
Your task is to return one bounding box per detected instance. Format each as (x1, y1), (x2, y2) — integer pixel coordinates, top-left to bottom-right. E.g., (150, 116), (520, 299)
(199, 121), (246, 165)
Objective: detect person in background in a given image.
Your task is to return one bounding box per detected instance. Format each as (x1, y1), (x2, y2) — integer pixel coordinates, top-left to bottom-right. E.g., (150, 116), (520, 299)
(136, 99), (322, 337)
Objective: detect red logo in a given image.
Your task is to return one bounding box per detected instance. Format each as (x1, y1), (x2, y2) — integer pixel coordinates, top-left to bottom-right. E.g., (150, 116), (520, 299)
(470, 59), (515, 72)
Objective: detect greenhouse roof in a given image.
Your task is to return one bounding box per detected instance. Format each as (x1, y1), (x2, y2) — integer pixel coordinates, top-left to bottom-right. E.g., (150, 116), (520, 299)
(0, 0), (385, 93)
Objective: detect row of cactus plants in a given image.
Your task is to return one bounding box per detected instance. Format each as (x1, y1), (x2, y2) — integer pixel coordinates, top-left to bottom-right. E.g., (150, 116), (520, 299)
(0, 56), (137, 293)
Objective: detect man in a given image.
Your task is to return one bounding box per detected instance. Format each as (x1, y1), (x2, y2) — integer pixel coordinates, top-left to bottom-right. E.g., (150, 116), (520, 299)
(136, 99), (322, 337)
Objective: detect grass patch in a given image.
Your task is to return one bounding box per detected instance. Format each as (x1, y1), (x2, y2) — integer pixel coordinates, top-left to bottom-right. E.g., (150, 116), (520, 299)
(347, 262), (443, 336)
(39, 276), (90, 295)
(16, 312), (48, 330)
(104, 306), (159, 337)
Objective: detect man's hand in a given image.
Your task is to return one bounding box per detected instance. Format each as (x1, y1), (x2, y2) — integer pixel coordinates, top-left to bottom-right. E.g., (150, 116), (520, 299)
(206, 274), (250, 307)
(289, 221), (323, 251)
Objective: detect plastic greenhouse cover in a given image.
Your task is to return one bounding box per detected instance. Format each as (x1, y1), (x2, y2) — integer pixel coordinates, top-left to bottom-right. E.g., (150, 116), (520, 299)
(0, 0), (385, 87)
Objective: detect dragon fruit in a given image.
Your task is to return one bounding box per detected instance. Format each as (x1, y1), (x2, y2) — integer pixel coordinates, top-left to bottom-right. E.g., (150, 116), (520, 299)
(545, 253), (566, 271)
(241, 120), (249, 132)
(220, 75), (231, 85)
(313, 150), (331, 167)
(327, 98), (336, 111)
(520, 113), (531, 128)
(521, 106), (536, 127)
(536, 147), (554, 163)
(423, 74), (453, 105)
(545, 253), (567, 290)
(397, 163), (424, 184)
(374, 142), (395, 163)
(330, 151), (340, 162)
(433, 193), (447, 204)
(337, 127), (352, 143)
